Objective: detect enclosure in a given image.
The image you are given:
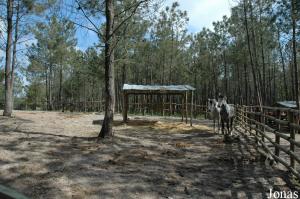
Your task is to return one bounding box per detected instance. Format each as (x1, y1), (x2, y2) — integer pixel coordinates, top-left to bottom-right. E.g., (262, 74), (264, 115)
(0, 110), (299, 198)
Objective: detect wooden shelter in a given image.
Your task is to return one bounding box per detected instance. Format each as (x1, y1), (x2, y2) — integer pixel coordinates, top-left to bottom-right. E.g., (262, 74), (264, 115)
(122, 84), (196, 126)
(275, 101), (297, 109)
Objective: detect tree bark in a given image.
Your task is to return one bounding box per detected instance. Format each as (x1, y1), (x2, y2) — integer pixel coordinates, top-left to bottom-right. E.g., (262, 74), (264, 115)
(258, 13), (266, 103)
(277, 28), (288, 100)
(59, 64), (63, 110)
(99, 0), (115, 138)
(11, 0), (20, 111)
(249, 0), (264, 105)
(243, 62), (248, 105)
(3, 0), (14, 117)
(243, 0), (262, 109)
(223, 51), (228, 95)
(292, 0), (299, 108)
(46, 68), (48, 110)
(48, 63), (53, 110)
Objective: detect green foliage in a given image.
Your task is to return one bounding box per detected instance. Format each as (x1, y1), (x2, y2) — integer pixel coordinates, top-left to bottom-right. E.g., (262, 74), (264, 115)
(21, 0), (300, 110)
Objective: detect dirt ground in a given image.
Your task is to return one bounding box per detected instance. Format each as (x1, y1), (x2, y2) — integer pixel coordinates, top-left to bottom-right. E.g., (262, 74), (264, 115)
(0, 111), (298, 199)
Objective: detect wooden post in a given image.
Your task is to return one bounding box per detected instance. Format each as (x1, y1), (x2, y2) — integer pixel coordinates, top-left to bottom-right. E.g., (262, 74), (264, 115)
(181, 94), (184, 122)
(241, 106), (245, 125)
(185, 91), (188, 124)
(190, 91), (193, 126)
(249, 106), (252, 135)
(289, 110), (295, 169)
(205, 101), (208, 119)
(162, 95), (165, 117)
(139, 95), (142, 114)
(142, 94), (145, 116)
(275, 110), (281, 157)
(123, 92), (128, 122)
(243, 106), (247, 133)
(261, 107), (265, 142)
(255, 107), (259, 144)
(151, 94), (154, 116)
(244, 106), (248, 132)
(169, 95), (172, 116)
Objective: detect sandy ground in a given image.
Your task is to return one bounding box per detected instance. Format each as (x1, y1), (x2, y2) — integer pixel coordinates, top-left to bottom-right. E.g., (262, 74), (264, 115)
(0, 111), (298, 199)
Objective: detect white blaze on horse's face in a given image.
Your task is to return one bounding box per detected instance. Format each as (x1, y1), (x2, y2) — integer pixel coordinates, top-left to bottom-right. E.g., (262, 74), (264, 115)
(217, 97), (227, 108)
(208, 99), (213, 112)
(218, 97), (230, 116)
(208, 99), (217, 112)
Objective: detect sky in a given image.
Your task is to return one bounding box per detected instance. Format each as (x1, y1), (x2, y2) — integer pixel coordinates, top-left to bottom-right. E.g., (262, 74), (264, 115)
(0, 0), (236, 86)
(165, 0), (236, 31)
(1, 0), (236, 60)
(76, 0), (236, 51)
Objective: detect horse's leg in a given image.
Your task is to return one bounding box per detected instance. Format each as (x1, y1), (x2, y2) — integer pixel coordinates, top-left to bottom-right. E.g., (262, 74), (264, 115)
(227, 119), (230, 135)
(230, 117), (234, 133)
(221, 119), (224, 134)
(213, 119), (216, 133)
(217, 117), (220, 134)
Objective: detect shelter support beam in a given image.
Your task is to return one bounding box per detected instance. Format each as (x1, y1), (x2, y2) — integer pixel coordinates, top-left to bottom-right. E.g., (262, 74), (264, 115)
(190, 91), (193, 126)
(123, 92), (128, 122)
(185, 91), (188, 124)
(181, 94), (184, 122)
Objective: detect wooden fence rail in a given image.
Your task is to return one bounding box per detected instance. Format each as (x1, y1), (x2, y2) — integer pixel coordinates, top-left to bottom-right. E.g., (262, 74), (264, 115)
(12, 100), (209, 118)
(12, 99), (300, 180)
(235, 105), (300, 180)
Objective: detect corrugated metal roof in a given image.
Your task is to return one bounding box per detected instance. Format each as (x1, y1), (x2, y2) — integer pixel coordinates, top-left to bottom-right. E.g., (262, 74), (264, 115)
(123, 84), (195, 91)
(276, 101), (297, 108)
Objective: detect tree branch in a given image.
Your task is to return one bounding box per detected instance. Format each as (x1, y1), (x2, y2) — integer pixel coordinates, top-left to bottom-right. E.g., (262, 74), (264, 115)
(108, 0), (148, 42)
(75, 0), (102, 38)
(70, 19), (99, 35)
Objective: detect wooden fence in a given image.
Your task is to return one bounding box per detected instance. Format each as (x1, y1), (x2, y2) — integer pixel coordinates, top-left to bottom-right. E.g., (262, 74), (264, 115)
(127, 102), (208, 118)
(235, 105), (300, 179)
(12, 99), (300, 179)
(13, 100), (209, 118)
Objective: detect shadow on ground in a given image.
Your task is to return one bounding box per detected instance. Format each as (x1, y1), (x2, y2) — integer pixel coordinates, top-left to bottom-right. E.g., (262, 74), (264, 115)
(0, 112), (298, 199)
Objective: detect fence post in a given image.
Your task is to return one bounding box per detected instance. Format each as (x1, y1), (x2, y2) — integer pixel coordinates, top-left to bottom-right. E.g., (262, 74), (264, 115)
(261, 107), (265, 142)
(246, 106), (250, 135)
(235, 105), (240, 129)
(255, 107), (259, 144)
(289, 109), (295, 169)
(248, 106), (251, 135)
(241, 105), (245, 129)
(275, 109), (281, 157)
(242, 106), (248, 133)
(205, 104), (208, 119)
(181, 95), (184, 122)
(169, 96), (172, 116)
(162, 95), (165, 117)
(185, 91), (188, 124)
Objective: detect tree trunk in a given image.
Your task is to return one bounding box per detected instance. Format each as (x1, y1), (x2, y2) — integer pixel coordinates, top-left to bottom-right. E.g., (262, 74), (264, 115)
(46, 68), (48, 110)
(258, 0), (266, 104)
(99, 0), (115, 138)
(59, 64), (63, 110)
(3, 0), (14, 117)
(277, 28), (288, 100)
(243, 0), (262, 108)
(223, 51), (228, 95)
(49, 64), (53, 110)
(11, 0), (20, 111)
(273, 62), (276, 104)
(292, 0), (299, 108)
(243, 62), (248, 105)
(249, 0), (263, 100)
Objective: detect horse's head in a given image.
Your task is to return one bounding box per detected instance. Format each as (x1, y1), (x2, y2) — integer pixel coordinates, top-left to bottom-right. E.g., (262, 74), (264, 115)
(217, 95), (227, 108)
(218, 95), (230, 116)
(207, 98), (217, 112)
